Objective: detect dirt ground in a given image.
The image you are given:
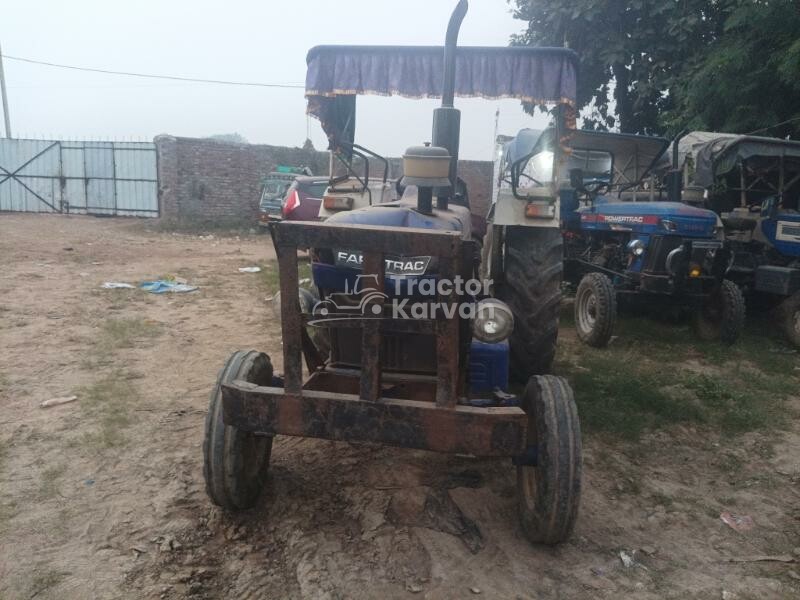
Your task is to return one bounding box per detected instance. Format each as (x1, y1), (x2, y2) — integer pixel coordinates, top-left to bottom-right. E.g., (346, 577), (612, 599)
(0, 214), (798, 600)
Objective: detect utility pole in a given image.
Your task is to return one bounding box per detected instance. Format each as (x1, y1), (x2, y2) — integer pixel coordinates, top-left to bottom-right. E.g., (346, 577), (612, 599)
(0, 42), (11, 138)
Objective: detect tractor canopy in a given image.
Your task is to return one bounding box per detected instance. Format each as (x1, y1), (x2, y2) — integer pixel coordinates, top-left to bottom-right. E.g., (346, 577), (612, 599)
(656, 131), (800, 188)
(305, 45), (578, 151)
(502, 128), (668, 191)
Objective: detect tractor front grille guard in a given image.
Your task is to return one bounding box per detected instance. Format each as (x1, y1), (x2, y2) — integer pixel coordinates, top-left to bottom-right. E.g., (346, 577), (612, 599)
(219, 220), (527, 457)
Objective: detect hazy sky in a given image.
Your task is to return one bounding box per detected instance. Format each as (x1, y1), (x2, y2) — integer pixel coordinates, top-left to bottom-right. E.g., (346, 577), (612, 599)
(1, 0), (551, 160)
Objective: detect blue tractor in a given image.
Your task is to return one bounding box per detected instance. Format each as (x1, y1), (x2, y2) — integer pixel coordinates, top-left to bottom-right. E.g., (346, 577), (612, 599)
(492, 128), (745, 347)
(657, 132), (800, 347)
(202, 1), (584, 545)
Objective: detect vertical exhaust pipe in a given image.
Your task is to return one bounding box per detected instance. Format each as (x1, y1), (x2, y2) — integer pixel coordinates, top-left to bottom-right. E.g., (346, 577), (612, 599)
(432, 0), (468, 208)
(441, 0), (468, 109)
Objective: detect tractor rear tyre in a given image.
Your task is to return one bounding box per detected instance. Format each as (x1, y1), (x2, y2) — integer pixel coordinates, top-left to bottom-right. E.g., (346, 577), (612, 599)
(517, 375), (582, 545)
(692, 279), (745, 345)
(498, 226), (563, 379)
(779, 291), (800, 348)
(204, 350), (274, 510)
(574, 272), (617, 348)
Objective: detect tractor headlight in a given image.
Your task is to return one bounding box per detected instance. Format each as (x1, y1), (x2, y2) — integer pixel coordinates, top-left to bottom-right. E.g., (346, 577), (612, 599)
(473, 299), (514, 343)
(627, 239), (646, 257)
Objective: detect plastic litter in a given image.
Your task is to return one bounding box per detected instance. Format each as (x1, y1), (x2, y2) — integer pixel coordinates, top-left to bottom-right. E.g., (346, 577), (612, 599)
(720, 511), (754, 532)
(619, 551), (635, 568)
(101, 282), (135, 289)
(139, 281), (198, 294)
(619, 550), (648, 570)
(238, 267), (261, 273)
(40, 395), (78, 408)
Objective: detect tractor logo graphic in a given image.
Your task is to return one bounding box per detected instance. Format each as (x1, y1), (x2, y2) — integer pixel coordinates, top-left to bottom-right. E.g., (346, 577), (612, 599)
(312, 274), (388, 318)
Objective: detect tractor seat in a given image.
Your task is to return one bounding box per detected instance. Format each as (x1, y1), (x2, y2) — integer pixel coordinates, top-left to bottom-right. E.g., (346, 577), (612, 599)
(722, 216), (757, 231)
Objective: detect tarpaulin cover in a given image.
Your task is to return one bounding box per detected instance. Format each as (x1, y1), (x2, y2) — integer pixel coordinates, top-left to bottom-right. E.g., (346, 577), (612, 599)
(656, 131), (800, 187)
(305, 45), (577, 147)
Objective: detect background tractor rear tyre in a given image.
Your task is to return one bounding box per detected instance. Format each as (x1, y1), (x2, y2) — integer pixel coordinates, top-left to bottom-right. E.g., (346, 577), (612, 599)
(203, 350), (274, 511)
(692, 279), (745, 345)
(574, 272), (617, 348)
(499, 226), (563, 380)
(517, 375), (582, 545)
(779, 291), (800, 348)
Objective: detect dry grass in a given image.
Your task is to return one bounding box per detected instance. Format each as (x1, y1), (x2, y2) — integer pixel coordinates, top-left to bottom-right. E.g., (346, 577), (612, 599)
(76, 371), (139, 450)
(100, 317), (161, 348)
(37, 464), (68, 501)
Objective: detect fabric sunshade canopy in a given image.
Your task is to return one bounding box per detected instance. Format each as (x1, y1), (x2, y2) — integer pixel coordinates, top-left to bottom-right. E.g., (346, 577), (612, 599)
(305, 45), (578, 149)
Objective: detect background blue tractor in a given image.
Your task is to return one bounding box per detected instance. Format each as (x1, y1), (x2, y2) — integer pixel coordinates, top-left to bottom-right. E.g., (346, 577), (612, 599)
(656, 132), (800, 347)
(493, 128), (745, 347)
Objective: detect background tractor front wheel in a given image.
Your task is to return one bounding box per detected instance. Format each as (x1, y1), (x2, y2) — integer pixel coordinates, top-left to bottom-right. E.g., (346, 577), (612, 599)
(574, 272), (617, 348)
(203, 350), (274, 510)
(497, 226), (563, 379)
(517, 375), (582, 545)
(692, 279), (745, 345)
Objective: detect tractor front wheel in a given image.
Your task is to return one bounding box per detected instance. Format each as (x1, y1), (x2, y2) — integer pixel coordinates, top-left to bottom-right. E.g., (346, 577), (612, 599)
(574, 272), (617, 348)
(499, 226), (563, 379)
(203, 350), (274, 510)
(692, 279), (745, 345)
(779, 291), (800, 348)
(517, 375), (582, 545)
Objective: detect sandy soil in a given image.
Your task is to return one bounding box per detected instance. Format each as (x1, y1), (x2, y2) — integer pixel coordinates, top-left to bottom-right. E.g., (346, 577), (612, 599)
(0, 214), (798, 599)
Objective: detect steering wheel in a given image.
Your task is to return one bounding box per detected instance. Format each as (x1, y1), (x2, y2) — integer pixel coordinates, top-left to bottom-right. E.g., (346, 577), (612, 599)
(583, 178), (610, 196)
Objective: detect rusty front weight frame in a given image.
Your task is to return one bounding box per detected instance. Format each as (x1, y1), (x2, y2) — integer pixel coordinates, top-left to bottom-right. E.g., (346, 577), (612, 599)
(220, 220), (527, 456)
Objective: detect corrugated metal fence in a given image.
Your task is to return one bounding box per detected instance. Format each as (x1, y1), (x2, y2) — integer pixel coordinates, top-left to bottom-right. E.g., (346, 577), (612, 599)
(0, 138), (158, 217)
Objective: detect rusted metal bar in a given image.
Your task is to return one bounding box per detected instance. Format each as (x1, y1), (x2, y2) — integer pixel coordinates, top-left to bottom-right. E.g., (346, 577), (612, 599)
(273, 221), (461, 257)
(304, 315), (436, 335)
(435, 251), (460, 407)
(360, 251), (384, 401)
(221, 381), (527, 456)
(276, 245), (303, 394)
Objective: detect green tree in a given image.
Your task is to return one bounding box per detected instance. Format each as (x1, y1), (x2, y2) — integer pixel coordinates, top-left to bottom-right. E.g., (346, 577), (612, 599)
(510, 0), (800, 137)
(663, 1), (800, 138)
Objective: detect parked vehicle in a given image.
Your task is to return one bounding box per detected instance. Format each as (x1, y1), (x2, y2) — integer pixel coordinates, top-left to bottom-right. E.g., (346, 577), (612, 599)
(257, 166), (311, 226)
(492, 128), (744, 347)
(281, 176), (329, 221)
(658, 132), (800, 346)
(203, 0), (583, 545)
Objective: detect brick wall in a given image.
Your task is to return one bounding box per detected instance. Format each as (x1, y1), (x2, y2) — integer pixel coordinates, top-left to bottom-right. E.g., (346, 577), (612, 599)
(155, 135), (329, 222)
(155, 135), (492, 222)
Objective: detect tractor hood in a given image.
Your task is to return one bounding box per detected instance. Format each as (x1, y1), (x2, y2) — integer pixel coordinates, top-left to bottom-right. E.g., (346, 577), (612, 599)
(312, 199), (472, 293)
(324, 197), (471, 239)
(579, 201), (719, 237)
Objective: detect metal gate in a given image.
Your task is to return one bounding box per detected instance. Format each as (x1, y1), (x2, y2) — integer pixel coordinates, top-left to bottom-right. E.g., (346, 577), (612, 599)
(0, 138), (158, 217)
